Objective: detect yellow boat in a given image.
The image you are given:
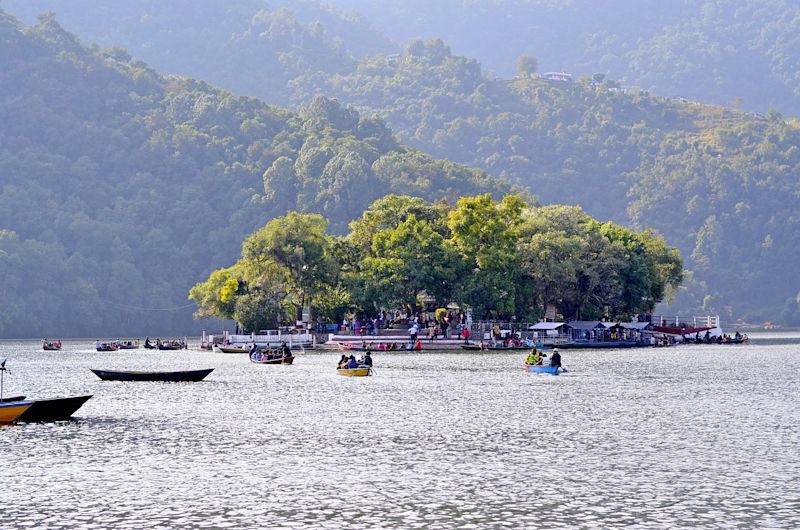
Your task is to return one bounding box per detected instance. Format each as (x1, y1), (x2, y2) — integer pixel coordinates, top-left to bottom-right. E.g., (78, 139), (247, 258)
(0, 401), (33, 424)
(336, 367), (372, 377)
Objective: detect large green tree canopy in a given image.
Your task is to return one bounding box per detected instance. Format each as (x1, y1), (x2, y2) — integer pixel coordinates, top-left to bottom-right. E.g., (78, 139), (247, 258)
(190, 195), (683, 329)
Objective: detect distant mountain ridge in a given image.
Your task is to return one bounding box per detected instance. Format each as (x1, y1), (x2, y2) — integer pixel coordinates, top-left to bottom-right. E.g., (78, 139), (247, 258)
(2, 0), (397, 107)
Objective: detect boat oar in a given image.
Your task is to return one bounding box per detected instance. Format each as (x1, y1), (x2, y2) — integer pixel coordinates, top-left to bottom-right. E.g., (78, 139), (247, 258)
(560, 367), (569, 373)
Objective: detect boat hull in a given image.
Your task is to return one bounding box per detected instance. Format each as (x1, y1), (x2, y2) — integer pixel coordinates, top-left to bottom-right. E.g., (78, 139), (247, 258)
(157, 344), (183, 350)
(96, 345), (118, 352)
(556, 341), (639, 349)
(0, 395), (26, 403)
(337, 367), (372, 377)
(0, 401), (33, 424)
(43, 344), (61, 351)
(525, 364), (561, 375)
(217, 346), (248, 354)
(91, 368), (214, 382)
(249, 354), (295, 365)
(18, 395), (93, 422)
(117, 344), (140, 350)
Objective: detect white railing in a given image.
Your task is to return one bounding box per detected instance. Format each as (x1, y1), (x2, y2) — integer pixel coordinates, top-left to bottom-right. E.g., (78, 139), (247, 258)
(222, 331), (314, 346)
(654, 315), (720, 328)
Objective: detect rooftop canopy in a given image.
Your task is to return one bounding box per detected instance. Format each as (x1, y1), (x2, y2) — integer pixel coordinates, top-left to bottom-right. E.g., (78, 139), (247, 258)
(528, 321), (568, 331)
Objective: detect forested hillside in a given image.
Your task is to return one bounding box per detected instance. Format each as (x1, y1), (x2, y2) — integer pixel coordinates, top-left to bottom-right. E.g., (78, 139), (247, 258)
(300, 41), (800, 322)
(0, 11), (503, 337)
(3, 2), (800, 325)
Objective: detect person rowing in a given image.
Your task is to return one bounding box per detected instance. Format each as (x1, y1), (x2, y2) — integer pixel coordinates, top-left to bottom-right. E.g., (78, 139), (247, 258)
(550, 348), (562, 367)
(360, 350), (373, 367)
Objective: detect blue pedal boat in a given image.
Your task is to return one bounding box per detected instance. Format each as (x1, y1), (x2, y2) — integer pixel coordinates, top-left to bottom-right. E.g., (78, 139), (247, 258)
(525, 364), (561, 375)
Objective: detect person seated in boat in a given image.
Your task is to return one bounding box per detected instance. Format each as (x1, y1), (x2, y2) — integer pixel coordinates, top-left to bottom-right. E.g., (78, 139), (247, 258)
(734, 331), (742, 340)
(550, 349), (562, 367)
(281, 342), (291, 357)
(525, 349), (541, 366)
(338, 354), (348, 368)
(361, 351), (373, 367)
(346, 355), (359, 369)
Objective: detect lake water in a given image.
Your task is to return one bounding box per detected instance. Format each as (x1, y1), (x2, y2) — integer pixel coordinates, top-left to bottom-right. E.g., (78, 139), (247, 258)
(1, 335), (798, 528)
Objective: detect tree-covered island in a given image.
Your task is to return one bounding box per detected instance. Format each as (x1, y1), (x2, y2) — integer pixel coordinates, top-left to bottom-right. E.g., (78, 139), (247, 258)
(189, 194), (683, 331)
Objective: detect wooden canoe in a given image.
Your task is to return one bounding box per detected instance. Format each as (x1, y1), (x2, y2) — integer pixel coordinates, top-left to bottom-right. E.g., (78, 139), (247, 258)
(157, 343), (184, 350)
(90, 368), (213, 382)
(0, 401), (33, 424)
(249, 353), (295, 364)
(217, 346), (248, 354)
(337, 367), (372, 377)
(18, 395), (93, 422)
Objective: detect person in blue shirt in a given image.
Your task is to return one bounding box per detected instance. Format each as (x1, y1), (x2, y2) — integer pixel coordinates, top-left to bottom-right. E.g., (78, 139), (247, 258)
(346, 355), (359, 369)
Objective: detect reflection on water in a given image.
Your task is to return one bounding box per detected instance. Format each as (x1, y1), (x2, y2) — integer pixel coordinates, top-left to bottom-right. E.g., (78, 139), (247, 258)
(1, 337), (799, 528)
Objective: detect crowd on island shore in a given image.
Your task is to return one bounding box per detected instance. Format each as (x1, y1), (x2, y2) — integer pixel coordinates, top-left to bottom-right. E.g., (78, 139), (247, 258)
(319, 307), (469, 338)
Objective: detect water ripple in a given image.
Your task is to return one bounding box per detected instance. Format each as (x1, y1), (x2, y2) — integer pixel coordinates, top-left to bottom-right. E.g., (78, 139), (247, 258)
(1, 338), (798, 528)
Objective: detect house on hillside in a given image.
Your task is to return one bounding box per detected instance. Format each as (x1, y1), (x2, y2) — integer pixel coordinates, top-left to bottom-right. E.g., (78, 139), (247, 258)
(385, 54), (400, 66)
(541, 71), (573, 83)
